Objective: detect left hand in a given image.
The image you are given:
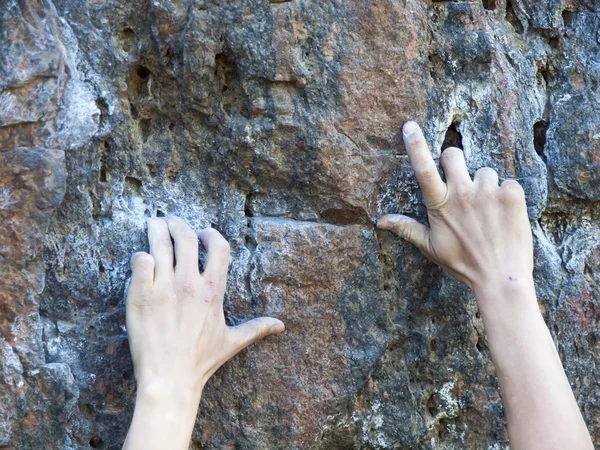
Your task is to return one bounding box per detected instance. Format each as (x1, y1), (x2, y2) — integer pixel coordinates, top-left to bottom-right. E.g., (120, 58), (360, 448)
(125, 216), (284, 420)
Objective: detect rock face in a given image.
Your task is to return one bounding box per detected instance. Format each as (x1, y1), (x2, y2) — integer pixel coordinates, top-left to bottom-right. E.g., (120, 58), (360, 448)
(1, 0), (599, 448)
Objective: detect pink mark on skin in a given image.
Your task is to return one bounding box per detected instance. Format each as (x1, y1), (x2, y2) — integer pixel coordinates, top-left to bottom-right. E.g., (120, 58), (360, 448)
(508, 276), (513, 281)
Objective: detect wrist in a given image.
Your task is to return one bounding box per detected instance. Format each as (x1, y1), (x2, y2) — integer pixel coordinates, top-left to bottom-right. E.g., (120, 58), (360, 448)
(124, 381), (202, 450)
(473, 274), (539, 334)
(135, 376), (202, 415)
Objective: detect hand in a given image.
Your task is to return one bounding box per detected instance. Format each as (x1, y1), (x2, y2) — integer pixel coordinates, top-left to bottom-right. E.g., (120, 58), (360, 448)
(377, 121), (533, 294)
(378, 122), (593, 449)
(123, 216), (284, 450)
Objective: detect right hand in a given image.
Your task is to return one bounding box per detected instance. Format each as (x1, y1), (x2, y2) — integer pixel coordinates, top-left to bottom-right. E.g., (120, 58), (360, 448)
(377, 121), (533, 294)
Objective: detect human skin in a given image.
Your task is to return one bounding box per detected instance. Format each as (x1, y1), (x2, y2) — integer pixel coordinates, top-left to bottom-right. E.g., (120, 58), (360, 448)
(122, 216), (285, 450)
(377, 121), (593, 449)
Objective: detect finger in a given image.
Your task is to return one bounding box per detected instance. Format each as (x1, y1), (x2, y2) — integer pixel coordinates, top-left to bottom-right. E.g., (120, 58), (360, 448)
(164, 216), (199, 278)
(147, 218), (174, 280)
(227, 317), (285, 357)
(402, 121), (447, 207)
(474, 167), (499, 188)
(377, 214), (434, 259)
(127, 252), (154, 308)
(197, 227), (230, 283)
(441, 147), (472, 187)
(500, 179), (526, 207)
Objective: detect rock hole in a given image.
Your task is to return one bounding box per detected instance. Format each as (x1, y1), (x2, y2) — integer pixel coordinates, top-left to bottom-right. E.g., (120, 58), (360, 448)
(562, 10), (575, 28)
(125, 176), (143, 193)
(95, 97), (109, 116)
(245, 233), (257, 251)
(539, 66), (550, 86)
(156, 210), (166, 217)
(383, 283), (390, 291)
(548, 36), (560, 49)
(442, 121), (463, 150)
(586, 333), (597, 347)
(98, 261), (105, 274)
(99, 168), (107, 183)
(89, 436), (104, 448)
(426, 393), (439, 417)
(136, 65), (151, 79)
(139, 118), (152, 143)
(505, 0), (524, 34)
(244, 194), (254, 218)
(476, 336), (487, 352)
(130, 103), (138, 120)
(533, 120), (549, 156)
(482, 0), (496, 10)
(430, 338), (437, 352)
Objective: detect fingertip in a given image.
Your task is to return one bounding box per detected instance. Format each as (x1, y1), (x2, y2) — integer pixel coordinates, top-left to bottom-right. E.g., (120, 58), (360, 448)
(402, 121), (422, 142)
(377, 214), (416, 230)
(377, 214), (396, 230)
(269, 319), (285, 335)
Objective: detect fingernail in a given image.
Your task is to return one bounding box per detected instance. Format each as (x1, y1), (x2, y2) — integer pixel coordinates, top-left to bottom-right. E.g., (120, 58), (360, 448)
(270, 322), (285, 333)
(402, 121), (420, 138)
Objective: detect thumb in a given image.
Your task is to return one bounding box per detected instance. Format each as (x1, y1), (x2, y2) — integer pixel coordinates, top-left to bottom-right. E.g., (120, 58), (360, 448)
(227, 317), (285, 356)
(377, 214), (433, 257)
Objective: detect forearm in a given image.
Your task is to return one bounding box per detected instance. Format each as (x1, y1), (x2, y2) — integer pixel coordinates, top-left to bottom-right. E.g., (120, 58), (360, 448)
(475, 278), (592, 450)
(123, 385), (200, 450)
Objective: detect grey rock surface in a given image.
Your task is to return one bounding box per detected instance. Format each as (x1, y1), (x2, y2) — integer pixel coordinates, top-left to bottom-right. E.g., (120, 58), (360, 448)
(1, 0), (599, 448)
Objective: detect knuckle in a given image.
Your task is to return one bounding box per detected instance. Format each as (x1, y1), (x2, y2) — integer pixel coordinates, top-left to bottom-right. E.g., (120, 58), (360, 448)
(398, 225), (411, 242)
(500, 180), (525, 202)
(415, 167), (437, 183)
(178, 275), (199, 296)
(255, 324), (269, 341)
(454, 185), (473, 204)
(476, 167), (497, 178)
(156, 236), (173, 251)
(215, 238), (231, 255)
(180, 229), (199, 245)
(132, 252), (154, 270)
(127, 290), (152, 309)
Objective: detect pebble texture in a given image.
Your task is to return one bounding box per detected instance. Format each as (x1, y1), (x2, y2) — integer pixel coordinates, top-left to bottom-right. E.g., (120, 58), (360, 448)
(1, 0), (599, 448)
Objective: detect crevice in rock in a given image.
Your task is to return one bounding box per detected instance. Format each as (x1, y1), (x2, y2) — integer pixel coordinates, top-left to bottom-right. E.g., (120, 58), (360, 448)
(505, 0), (524, 34)
(476, 336), (487, 353)
(482, 0), (496, 11)
(244, 193), (254, 218)
(441, 120), (463, 150)
(139, 118), (151, 143)
(533, 119), (549, 159)
(318, 206), (371, 225)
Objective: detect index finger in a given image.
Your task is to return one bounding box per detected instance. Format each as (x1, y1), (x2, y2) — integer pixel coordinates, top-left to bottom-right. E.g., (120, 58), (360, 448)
(403, 121), (447, 206)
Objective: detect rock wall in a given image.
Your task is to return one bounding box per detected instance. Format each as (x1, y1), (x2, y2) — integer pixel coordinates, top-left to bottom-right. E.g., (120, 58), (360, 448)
(1, 0), (599, 448)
